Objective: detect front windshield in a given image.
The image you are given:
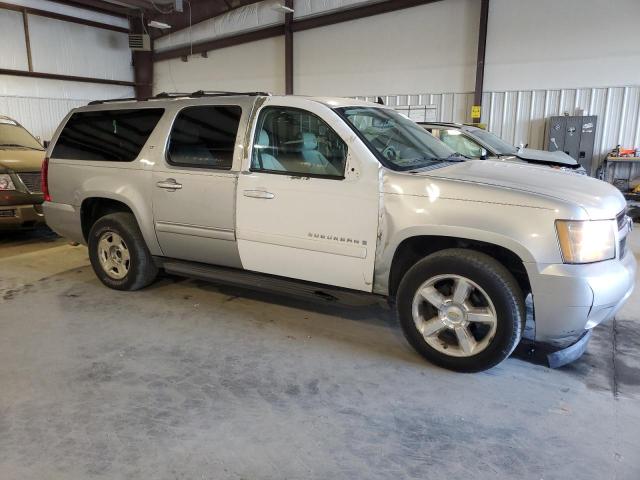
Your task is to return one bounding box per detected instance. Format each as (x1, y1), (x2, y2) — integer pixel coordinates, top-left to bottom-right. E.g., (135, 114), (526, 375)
(0, 119), (43, 150)
(470, 128), (517, 156)
(336, 107), (458, 171)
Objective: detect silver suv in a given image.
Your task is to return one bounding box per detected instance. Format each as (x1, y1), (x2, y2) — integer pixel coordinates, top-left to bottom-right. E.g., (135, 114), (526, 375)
(43, 92), (635, 372)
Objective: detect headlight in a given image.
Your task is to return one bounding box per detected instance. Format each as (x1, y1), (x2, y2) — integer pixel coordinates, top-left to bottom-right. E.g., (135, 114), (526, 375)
(0, 174), (16, 191)
(555, 219), (616, 263)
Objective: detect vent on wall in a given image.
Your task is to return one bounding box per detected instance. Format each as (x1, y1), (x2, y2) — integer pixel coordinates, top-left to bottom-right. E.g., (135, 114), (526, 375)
(129, 34), (151, 51)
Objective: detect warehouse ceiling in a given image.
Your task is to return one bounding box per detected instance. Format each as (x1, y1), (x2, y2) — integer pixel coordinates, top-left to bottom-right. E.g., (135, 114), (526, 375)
(50, 0), (260, 36)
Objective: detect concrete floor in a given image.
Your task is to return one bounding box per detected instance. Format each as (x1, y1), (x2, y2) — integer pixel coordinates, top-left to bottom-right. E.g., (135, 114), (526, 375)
(1, 228), (639, 480)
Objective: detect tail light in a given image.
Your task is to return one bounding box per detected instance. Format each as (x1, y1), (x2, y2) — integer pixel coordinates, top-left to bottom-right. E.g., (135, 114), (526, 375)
(41, 157), (50, 202)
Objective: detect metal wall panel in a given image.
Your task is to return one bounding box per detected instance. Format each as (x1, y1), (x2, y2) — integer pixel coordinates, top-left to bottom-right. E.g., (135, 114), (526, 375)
(0, 96), (87, 141)
(358, 85), (640, 165)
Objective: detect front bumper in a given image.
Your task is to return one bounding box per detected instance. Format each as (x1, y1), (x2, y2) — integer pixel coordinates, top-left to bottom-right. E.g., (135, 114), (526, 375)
(525, 245), (636, 350)
(0, 203), (45, 229)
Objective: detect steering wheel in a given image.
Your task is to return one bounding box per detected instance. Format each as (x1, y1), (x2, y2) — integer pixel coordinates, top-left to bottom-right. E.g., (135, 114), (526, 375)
(382, 145), (399, 161)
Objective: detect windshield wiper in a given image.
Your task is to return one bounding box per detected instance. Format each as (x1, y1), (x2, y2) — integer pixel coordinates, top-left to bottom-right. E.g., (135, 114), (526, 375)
(441, 153), (467, 162)
(0, 143), (42, 150)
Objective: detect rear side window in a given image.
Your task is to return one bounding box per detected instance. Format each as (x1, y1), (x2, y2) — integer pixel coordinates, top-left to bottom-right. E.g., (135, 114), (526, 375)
(51, 108), (164, 161)
(167, 106), (242, 170)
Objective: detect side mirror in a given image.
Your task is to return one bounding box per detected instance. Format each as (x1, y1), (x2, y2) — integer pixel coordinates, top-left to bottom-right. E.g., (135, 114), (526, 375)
(480, 148), (488, 160)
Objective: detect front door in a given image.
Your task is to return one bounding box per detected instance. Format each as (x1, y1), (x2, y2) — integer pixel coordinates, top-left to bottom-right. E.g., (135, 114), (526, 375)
(152, 104), (243, 267)
(236, 104), (379, 291)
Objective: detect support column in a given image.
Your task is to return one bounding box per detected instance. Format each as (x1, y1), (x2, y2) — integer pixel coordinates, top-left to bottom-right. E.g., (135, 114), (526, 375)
(131, 16), (154, 99)
(284, 0), (294, 95)
(472, 0), (489, 124)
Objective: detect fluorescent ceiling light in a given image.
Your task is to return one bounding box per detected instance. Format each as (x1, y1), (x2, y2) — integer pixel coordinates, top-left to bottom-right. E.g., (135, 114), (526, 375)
(271, 3), (294, 13)
(148, 20), (171, 29)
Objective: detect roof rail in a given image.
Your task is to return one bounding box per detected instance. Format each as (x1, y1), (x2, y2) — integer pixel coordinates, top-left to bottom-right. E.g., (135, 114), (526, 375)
(87, 97), (138, 105)
(189, 90), (271, 98)
(87, 90), (271, 105)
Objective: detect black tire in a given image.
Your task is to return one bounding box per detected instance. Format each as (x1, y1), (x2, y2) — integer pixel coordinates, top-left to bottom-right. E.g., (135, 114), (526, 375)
(88, 212), (158, 291)
(396, 249), (524, 373)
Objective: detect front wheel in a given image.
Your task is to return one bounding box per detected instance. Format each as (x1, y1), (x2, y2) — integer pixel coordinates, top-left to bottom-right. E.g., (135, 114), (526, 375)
(396, 249), (524, 372)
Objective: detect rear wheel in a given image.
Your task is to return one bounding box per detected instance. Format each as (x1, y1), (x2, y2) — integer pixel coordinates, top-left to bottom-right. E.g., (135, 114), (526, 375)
(88, 212), (158, 291)
(396, 249), (524, 372)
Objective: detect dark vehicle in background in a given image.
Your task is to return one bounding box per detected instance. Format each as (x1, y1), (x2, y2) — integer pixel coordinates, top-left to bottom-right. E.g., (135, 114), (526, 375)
(420, 122), (587, 175)
(0, 115), (46, 229)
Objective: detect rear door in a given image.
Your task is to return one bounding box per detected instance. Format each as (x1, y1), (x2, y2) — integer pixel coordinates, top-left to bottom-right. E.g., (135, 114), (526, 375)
(151, 104), (243, 267)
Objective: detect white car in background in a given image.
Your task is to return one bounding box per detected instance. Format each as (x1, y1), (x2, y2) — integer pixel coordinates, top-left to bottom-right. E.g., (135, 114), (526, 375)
(420, 122), (587, 175)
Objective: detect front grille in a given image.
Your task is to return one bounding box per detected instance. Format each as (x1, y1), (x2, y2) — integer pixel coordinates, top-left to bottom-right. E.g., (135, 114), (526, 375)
(17, 172), (41, 193)
(0, 209), (16, 217)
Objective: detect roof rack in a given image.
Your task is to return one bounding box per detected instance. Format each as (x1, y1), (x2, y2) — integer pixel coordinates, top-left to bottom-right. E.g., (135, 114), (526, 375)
(88, 90), (271, 105)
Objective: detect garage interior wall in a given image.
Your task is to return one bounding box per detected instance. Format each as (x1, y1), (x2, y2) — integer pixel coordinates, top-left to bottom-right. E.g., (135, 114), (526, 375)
(0, 0), (133, 141)
(154, 0), (639, 164)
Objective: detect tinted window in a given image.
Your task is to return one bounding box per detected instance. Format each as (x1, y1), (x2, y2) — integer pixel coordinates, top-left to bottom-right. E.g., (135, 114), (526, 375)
(251, 107), (347, 178)
(51, 108), (164, 161)
(168, 106), (242, 169)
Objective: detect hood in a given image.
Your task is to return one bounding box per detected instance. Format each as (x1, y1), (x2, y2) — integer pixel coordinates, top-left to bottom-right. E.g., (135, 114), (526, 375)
(424, 160), (625, 220)
(515, 148), (578, 166)
(0, 148), (45, 172)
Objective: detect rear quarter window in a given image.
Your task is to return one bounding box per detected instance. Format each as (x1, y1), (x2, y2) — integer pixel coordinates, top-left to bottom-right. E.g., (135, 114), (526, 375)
(51, 108), (164, 161)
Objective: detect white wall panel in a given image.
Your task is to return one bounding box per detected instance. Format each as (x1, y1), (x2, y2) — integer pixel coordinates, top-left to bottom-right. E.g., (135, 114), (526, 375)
(28, 15), (133, 81)
(358, 86), (640, 166)
(154, 37), (285, 94)
(294, 0), (480, 97)
(485, 0), (640, 91)
(0, 76), (134, 141)
(0, 9), (29, 70)
(6, 0), (127, 28)
(0, 96), (86, 141)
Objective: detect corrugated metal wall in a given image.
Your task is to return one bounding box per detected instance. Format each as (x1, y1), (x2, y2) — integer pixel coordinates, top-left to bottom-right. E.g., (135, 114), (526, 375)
(0, 96), (87, 141)
(358, 85), (640, 165)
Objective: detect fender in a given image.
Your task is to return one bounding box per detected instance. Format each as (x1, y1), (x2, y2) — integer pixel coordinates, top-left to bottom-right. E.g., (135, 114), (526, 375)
(373, 224), (536, 296)
(77, 170), (162, 256)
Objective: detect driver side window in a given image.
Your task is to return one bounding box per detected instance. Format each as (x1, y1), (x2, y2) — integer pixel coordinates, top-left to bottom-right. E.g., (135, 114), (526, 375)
(251, 107), (347, 178)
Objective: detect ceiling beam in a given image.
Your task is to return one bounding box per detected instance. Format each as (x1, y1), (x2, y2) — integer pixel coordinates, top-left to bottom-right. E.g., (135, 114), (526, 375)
(154, 24), (284, 62)
(45, 0), (130, 17)
(0, 68), (135, 87)
(154, 0), (445, 62)
(292, 0), (444, 32)
(0, 1), (129, 33)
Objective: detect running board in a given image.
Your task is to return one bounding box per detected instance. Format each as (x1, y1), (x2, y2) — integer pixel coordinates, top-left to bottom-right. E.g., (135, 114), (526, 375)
(158, 258), (382, 307)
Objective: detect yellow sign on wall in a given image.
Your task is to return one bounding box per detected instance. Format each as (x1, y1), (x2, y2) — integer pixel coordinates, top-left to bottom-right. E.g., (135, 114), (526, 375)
(471, 105), (482, 119)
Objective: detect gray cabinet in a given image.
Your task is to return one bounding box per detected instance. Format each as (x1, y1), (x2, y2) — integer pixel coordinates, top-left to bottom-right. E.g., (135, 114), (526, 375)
(546, 116), (597, 175)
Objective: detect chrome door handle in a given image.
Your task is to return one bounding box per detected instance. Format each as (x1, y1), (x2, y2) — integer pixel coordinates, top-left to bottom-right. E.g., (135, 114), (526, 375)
(157, 178), (182, 190)
(243, 189), (275, 199)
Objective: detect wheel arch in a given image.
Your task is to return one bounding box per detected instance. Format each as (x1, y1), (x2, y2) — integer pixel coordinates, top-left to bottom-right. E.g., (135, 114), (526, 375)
(79, 192), (161, 256)
(383, 232), (532, 300)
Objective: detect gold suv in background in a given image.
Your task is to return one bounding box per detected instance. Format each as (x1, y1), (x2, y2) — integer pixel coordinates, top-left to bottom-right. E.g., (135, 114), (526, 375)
(0, 115), (46, 229)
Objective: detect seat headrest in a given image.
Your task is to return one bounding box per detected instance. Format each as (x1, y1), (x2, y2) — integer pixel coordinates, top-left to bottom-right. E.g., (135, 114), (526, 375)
(258, 129), (270, 147)
(302, 132), (317, 151)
